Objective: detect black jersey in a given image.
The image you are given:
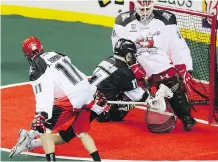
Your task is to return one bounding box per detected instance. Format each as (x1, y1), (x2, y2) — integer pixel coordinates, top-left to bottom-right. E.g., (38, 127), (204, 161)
(89, 56), (138, 101)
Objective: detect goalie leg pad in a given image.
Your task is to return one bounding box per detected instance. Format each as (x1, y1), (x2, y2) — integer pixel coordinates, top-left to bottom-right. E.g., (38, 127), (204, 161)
(159, 76), (191, 119)
(153, 68), (191, 120)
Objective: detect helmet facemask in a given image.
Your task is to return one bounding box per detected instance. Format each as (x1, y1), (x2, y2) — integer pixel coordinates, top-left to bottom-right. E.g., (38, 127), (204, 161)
(135, 0), (154, 23)
(123, 49), (137, 66)
(114, 39), (137, 66)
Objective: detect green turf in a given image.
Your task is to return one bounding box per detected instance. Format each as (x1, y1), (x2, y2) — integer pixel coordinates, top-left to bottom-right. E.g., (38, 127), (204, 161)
(1, 15), (113, 85)
(0, 150), (87, 161)
(1, 15), (218, 86)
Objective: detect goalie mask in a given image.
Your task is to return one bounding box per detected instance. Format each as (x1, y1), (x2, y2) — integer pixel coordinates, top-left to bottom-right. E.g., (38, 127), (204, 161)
(114, 38), (137, 65)
(134, 0), (154, 22)
(22, 36), (44, 63)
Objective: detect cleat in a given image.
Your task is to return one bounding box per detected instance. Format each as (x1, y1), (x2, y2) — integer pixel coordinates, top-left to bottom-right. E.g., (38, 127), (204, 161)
(182, 116), (197, 131)
(9, 129), (33, 158)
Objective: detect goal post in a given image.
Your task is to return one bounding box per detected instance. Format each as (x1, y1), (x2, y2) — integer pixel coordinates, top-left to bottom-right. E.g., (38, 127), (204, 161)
(129, 2), (217, 123)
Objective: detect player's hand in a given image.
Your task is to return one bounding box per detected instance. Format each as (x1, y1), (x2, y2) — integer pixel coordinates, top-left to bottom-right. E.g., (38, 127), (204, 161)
(94, 91), (107, 107)
(118, 104), (135, 111)
(31, 112), (48, 134)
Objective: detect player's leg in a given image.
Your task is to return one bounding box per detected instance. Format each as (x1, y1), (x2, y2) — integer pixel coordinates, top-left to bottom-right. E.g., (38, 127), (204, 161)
(96, 104), (129, 122)
(10, 105), (73, 160)
(79, 132), (101, 161)
(36, 105), (77, 161)
(69, 82), (105, 161)
(96, 94), (132, 122)
(9, 108), (100, 159)
(72, 105), (101, 162)
(152, 68), (196, 131)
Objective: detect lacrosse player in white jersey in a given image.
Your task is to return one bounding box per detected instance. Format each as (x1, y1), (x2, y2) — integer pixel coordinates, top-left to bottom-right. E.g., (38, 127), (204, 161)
(111, 0), (197, 131)
(9, 36), (106, 161)
(10, 37), (174, 159)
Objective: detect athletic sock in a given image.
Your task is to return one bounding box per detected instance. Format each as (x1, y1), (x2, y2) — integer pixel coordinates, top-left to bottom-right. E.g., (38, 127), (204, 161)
(90, 151), (101, 161)
(46, 153), (56, 161)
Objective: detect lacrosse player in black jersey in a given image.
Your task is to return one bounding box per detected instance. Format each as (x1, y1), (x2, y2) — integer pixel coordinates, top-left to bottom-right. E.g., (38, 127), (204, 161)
(89, 38), (172, 122)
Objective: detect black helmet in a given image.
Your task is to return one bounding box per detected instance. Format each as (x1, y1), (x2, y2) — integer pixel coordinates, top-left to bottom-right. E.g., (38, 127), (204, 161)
(114, 38), (137, 65)
(114, 38), (137, 57)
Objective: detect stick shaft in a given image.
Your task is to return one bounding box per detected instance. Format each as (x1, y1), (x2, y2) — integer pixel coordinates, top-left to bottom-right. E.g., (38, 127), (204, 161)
(107, 101), (174, 116)
(107, 100), (147, 105)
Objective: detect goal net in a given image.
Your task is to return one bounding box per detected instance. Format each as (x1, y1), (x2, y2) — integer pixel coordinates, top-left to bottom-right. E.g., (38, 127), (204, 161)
(129, 2), (217, 123)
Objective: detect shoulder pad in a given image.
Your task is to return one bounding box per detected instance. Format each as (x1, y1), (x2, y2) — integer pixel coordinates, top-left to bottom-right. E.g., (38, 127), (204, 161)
(153, 10), (177, 25)
(115, 11), (136, 27)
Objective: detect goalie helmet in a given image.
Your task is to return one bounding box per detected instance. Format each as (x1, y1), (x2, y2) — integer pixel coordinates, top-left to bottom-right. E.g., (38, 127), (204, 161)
(134, 0), (154, 22)
(22, 36), (44, 60)
(114, 38), (137, 65)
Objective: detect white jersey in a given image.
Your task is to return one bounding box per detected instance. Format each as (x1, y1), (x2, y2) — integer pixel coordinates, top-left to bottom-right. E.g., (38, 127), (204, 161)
(30, 52), (95, 119)
(111, 10), (193, 77)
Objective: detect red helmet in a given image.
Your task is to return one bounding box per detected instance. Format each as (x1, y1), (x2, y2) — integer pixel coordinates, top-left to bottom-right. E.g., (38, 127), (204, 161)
(22, 36), (44, 58)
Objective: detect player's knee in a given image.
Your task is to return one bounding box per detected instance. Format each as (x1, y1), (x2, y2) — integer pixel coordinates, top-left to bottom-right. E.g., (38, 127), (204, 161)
(40, 132), (53, 142)
(77, 132), (88, 138)
(58, 126), (76, 142)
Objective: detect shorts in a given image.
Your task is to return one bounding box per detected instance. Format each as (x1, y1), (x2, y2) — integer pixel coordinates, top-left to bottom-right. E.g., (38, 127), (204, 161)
(45, 100), (95, 135)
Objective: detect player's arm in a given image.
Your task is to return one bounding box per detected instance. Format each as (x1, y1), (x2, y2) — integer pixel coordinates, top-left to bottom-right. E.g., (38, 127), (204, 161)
(30, 70), (55, 133)
(124, 86), (149, 102)
(32, 70), (54, 120)
(167, 15), (193, 71)
(111, 24), (126, 50)
(119, 73), (149, 102)
(111, 12), (130, 51)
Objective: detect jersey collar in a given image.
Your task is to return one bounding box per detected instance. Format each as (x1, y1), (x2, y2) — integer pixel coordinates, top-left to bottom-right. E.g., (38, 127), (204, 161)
(113, 55), (126, 62)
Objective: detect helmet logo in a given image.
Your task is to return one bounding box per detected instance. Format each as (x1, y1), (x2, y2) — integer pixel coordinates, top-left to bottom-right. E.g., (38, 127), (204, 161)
(29, 43), (37, 50)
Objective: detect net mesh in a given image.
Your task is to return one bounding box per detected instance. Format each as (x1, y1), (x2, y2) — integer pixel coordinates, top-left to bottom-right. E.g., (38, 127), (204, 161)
(154, 6), (211, 104)
(145, 99), (177, 133)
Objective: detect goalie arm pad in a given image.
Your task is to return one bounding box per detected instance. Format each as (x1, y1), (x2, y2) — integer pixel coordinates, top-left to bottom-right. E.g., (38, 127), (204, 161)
(130, 63), (147, 80)
(167, 24), (193, 71)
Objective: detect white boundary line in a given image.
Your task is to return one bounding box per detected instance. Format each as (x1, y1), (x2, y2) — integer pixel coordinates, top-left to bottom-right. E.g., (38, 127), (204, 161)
(0, 82), (31, 89)
(1, 147), (217, 162)
(1, 81), (218, 127)
(0, 147), (155, 162)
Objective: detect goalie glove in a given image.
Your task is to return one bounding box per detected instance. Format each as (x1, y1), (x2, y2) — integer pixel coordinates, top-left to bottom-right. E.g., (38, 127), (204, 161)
(146, 84), (173, 111)
(31, 112), (48, 134)
(156, 84), (173, 99)
(175, 64), (195, 91)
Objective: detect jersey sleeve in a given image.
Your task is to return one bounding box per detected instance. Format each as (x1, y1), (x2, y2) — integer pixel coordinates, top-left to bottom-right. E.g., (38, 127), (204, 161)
(111, 24), (127, 52)
(124, 87), (145, 101)
(32, 69), (54, 119)
(116, 70), (140, 93)
(167, 24), (193, 71)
